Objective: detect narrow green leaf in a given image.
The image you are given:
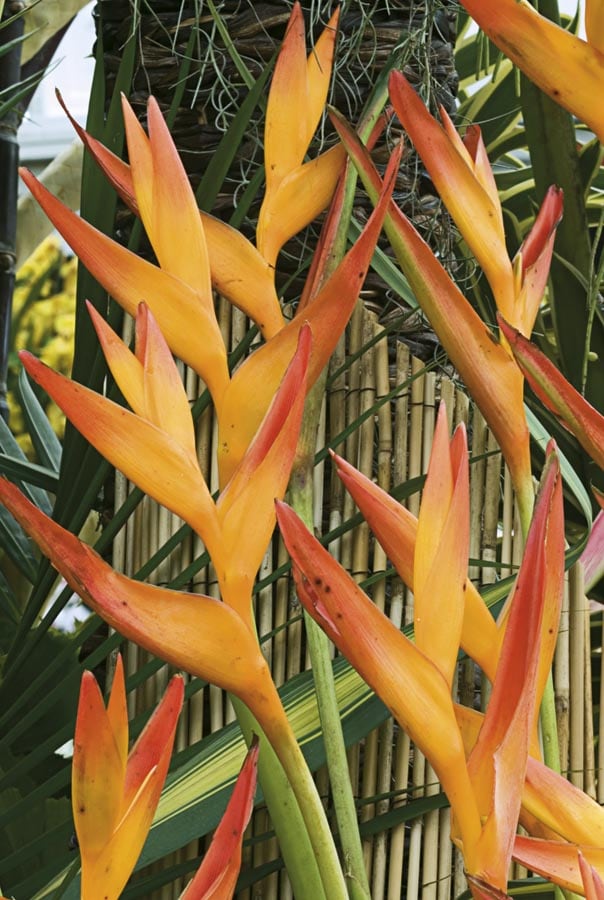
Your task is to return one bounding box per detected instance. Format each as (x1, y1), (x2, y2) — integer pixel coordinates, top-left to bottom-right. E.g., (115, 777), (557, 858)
(16, 369), (62, 474)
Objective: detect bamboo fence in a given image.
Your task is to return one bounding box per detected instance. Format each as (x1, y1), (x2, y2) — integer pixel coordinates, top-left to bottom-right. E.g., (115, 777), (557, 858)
(112, 300), (596, 899)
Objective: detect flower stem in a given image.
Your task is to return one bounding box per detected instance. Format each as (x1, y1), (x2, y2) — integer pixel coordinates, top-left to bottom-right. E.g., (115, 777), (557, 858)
(230, 697), (328, 900)
(255, 685), (351, 900)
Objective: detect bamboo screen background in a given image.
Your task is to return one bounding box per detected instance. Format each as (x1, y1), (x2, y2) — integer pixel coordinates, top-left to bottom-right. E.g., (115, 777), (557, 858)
(112, 300), (596, 900)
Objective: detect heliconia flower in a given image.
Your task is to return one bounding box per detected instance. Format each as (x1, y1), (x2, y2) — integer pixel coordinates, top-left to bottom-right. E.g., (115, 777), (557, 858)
(72, 655), (183, 900)
(387, 71), (563, 338)
(256, 2), (346, 266)
(0, 476), (295, 745)
(49, 1), (346, 335)
(180, 738), (259, 900)
(20, 306), (312, 624)
(331, 450), (499, 680)
(25, 83), (388, 483)
(277, 430), (564, 891)
(0, 478), (346, 899)
(20, 92), (236, 406)
(54, 90), (285, 342)
(329, 109), (535, 530)
(458, 0), (604, 145)
(275, 499), (484, 859)
(580, 851), (604, 900)
(498, 315), (604, 471)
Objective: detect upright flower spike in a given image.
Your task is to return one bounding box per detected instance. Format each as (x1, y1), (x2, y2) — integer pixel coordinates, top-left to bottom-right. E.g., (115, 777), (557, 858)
(275, 499), (484, 859)
(180, 739), (259, 900)
(72, 655), (184, 900)
(329, 110), (535, 530)
(278, 437), (564, 891)
(388, 71), (563, 337)
(20, 305), (312, 625)
(55, 90), (285, 342)
(498, 315), (604, 471)
(257, 3), (346, 266)
(458, 0), (604, 144)
(20, 304), (221, 559)
(332, 451), (499, 680)
(26, 77), (377, 479)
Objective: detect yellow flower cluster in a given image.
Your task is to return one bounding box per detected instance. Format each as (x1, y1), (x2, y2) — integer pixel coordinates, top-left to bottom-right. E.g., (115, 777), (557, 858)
(9, 235), (76, 456)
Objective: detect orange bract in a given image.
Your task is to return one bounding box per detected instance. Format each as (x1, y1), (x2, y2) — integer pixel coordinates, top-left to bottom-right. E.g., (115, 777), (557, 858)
(278, 419), (565, 894)
(72, 656), (183, 900)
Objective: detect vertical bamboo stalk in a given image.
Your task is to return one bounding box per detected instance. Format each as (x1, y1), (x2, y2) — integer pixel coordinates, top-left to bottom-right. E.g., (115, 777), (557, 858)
(468, 407), (486, 584)
(501, 467), (514, 579)
(584, 602), (596, 799)
(371, 323), (393, 900)
(437, 807), (452, 900)
(482, 430), (501, 590)
(569, 562), (586, 790)
(555, 565), (571, 779)
(387, 343), (411, 900)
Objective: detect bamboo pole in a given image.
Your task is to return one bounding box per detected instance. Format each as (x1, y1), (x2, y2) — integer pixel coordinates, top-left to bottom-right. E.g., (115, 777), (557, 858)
(371, 321), (393, 898)
(556, 564), (571, 778)
(387, 342), (411, 900)
(356, 311), (378, 878)
(584, 600), (597, 800)
(569, 562), (586, 790)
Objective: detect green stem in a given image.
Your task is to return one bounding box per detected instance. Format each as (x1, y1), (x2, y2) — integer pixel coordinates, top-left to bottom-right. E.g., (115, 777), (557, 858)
(245, 678), (350, 900)
(540, 673), (560, 775)
(289, 389), (370, 900)
(516, 479), (535, 543)
(230, 697), (328, 900)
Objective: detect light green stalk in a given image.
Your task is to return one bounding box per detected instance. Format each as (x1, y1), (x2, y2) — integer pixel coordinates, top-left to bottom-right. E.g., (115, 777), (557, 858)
(290, 377), (370, 900)
(231, 698), (329, 900)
